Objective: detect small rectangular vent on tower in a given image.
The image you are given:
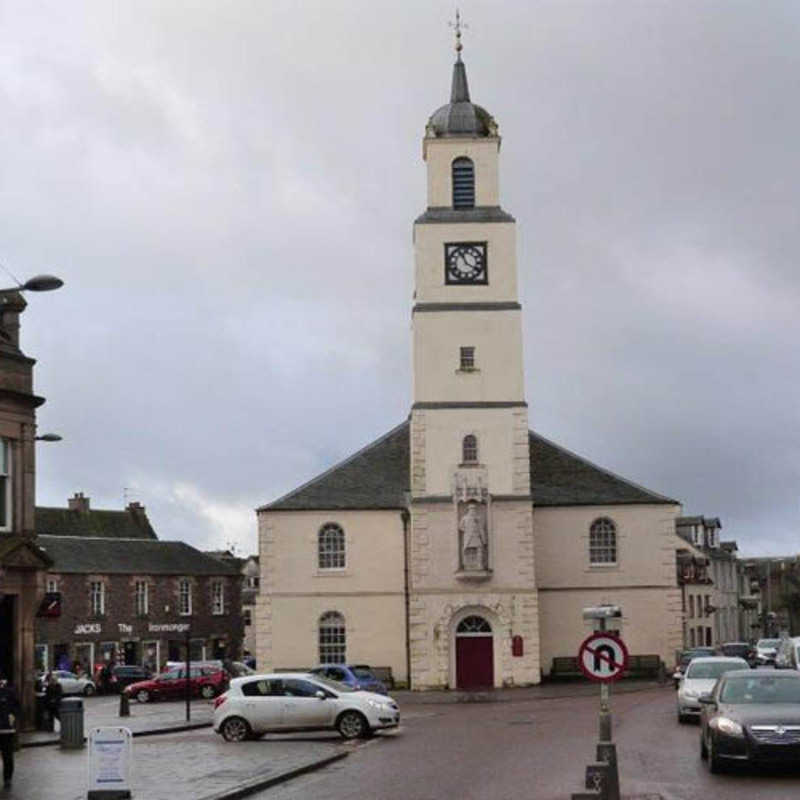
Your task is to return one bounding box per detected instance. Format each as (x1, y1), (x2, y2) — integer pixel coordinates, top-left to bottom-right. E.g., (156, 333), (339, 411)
(452, 158), (475, 208)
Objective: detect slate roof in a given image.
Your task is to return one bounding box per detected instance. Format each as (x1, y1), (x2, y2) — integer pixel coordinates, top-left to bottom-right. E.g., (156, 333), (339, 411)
(36, 536), (240, 575)
(35, 507), (158, 540)
(260, 421), (678, 511)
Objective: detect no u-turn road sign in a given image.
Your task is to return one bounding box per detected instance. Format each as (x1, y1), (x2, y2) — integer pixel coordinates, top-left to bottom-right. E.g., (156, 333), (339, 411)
(578, 632), (629, 682)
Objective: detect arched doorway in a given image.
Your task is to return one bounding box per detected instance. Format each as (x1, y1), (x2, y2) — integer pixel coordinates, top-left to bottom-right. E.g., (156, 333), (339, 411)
(455, 615), (493, 689)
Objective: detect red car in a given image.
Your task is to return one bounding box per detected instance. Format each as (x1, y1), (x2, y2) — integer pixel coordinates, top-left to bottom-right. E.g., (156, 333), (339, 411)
(124, 666), (228, 703)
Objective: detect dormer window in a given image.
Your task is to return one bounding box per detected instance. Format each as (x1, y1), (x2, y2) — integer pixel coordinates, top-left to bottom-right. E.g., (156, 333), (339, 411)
(452, 157), (475, 208)
(462, 434), (478, 464)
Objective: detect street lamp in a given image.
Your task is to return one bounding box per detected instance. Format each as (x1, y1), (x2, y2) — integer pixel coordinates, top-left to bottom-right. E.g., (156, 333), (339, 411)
(0, 274), (64, 295)
(35, 433), (62, 442)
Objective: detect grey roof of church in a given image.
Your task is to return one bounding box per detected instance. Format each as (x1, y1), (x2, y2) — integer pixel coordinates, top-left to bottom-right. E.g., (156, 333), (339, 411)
(36, 535), (240, 575)
(260, 421), (678, 512)
(35, 506), (158, 540)
(428, 57), (494, 138)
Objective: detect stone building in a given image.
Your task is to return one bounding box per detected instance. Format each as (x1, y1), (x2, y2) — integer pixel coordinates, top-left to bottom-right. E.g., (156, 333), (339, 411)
(675, 540), (713, 649)
(0, 292), (52, 726)
(35, 494), (243, 672)
(256, 44), (690, 689)
(676, 516), (741, 646)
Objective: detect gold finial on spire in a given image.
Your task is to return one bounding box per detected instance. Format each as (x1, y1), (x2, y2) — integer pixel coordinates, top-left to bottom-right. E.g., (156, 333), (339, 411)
(449, 9), (468, 59)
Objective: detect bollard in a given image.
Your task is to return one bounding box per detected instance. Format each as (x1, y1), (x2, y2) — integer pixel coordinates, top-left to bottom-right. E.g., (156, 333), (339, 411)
(596, 741), (620, 800)
(60, 697), (85, 749)
(119, 690), (130, 717)
(585, 761), (609, 800)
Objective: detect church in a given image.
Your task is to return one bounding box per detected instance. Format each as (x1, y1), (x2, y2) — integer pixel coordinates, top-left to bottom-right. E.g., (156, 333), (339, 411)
(255, 37), (686, 689)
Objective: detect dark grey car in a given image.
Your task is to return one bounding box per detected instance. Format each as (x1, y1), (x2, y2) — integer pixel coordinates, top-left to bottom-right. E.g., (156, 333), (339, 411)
(699, 669), (800, 772)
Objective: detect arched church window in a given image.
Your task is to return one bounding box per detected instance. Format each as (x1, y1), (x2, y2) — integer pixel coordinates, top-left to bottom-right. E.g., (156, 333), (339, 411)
(318, 611), (346, 663)
(462, 434), (478, 464)
(457, 615), (492, 634)
(318, 523), (345, 569)
(589, 517), (617, 564)
(452, 157), (475, 209)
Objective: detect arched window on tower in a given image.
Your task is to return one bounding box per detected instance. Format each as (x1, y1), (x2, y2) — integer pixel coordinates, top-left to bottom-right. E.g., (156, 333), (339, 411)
(318, 611), (346, 663)
(452, 157), (475, 209)
(589, 517), (617, 564)
(462, 434), (478, 464)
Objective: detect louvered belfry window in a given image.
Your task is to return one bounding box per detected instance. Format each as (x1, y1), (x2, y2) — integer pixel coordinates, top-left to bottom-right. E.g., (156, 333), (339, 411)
(452, 157), (475, 209)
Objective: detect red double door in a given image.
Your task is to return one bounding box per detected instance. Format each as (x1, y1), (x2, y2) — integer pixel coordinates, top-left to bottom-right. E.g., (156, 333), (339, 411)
(456, 636), (494, 689)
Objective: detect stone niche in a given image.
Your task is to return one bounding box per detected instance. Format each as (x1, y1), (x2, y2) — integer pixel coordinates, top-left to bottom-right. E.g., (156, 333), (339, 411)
(452, 468), (492, 580)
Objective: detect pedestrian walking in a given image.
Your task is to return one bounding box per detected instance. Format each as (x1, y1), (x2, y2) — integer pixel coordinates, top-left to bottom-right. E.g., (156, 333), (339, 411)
(44, 672), (62, 729)
(0, 671), (20, 789)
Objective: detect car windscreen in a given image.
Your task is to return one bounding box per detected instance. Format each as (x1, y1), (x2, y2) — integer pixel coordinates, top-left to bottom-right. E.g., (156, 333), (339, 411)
(720, 676), (800, 704)
(757, 639), (780, 649)
(311, 675), (355, 693)
(686, 661), (745, 679)
(350, 666), (376, 679)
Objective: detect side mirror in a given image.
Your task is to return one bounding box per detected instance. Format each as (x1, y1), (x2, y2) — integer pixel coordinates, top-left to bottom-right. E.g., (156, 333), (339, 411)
(315, 690), (327, 700)
(698, 693), (715, 705)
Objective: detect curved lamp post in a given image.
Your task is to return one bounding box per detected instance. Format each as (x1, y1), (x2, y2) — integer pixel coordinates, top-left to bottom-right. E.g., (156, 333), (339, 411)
(0, 274), (64, 295)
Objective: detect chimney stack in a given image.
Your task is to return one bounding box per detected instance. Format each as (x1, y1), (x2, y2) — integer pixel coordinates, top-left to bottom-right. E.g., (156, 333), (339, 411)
(68, 492), (90, 512)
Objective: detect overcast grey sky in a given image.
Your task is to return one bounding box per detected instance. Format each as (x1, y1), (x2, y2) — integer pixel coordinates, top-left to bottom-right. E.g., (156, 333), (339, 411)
(3, 1), (798, 557)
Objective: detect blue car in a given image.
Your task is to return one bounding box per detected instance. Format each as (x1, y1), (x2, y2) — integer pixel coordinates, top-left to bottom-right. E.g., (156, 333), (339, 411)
(310, 664), (388, 695)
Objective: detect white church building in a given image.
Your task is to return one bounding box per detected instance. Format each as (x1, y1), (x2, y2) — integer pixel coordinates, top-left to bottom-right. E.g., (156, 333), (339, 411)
(255, 43), (687, 690)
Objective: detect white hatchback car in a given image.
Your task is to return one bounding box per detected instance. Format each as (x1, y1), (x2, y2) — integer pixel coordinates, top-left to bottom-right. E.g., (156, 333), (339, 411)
(213, 672), (400, 742)
(676, 656), (748, 722)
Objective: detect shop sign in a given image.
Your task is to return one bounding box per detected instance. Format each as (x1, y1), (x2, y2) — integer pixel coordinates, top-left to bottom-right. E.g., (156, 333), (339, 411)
(117, 623), (133, 634)
(74, 623), (102, 635)
(148, 622), (190, 633)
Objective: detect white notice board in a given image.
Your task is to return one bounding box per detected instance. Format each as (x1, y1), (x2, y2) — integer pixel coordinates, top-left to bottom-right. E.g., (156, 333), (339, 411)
(88, 726), (132, 798)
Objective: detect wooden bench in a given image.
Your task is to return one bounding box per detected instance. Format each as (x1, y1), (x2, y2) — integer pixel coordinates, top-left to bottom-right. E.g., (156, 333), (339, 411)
(548, 654), (663, 681)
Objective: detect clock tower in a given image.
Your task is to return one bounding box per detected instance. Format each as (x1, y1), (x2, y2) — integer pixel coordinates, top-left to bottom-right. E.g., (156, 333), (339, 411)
(407, 31), (540, 689)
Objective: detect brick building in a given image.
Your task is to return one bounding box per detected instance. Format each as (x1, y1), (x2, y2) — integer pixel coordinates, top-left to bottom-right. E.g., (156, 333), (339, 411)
(34, 493), (243, 673)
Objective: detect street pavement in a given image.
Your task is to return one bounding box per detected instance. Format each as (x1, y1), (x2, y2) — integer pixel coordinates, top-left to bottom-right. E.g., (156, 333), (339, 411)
(254, 685), (800, 800)
(8, 695), (348, 800)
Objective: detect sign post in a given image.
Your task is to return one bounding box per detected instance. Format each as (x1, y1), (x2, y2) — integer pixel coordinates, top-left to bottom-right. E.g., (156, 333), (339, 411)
(571, 605), (625, 800)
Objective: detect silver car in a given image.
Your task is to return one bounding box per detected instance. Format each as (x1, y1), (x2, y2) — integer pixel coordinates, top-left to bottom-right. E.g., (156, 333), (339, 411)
(677, 656), (748, 722)
(213, 672), (400, 742)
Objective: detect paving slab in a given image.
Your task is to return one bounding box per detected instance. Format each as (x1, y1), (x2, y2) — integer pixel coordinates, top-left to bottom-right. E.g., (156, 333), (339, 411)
(5, 727), (345, 800)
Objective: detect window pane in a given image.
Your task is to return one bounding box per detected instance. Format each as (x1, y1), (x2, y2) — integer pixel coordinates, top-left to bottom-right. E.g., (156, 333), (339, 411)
(589, 518), (617, 564)
(318, 524), (345, 569)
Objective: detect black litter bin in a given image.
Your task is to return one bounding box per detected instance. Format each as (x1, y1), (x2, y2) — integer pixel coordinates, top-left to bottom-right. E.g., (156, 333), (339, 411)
(60, 697), (84, 749)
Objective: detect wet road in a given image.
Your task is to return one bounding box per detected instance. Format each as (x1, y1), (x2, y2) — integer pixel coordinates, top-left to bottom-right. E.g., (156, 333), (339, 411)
(252, 686), (800, 800)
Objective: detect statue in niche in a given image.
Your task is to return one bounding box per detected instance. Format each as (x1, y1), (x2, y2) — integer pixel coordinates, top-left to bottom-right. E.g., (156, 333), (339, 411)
(459, 500), (488, 570)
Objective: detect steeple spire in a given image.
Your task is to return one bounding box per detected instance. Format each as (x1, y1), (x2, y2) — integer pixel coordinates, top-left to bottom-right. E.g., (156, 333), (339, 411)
(449, 9), (470, 102)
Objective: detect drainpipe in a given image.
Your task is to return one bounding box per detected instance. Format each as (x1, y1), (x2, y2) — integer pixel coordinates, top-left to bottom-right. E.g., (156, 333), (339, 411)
(402, 509), (412, 691)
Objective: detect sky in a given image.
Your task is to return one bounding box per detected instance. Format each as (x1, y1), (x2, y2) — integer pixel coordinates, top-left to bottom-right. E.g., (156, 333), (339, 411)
(2, 1), (798, 557)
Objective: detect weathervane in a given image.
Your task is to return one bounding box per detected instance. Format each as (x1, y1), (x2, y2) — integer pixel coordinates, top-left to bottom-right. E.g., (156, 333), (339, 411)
(449, 9), (468, 59)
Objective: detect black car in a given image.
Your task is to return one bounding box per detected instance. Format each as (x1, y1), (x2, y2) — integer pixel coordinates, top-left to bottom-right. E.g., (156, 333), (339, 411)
(700, 669), (800, 772)
(719, 642), (756, 667)
(108, 665), (151, 693)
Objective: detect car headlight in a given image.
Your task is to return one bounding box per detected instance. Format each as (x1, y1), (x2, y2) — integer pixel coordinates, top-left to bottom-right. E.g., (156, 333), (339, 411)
(366, 699), (388, 710)
(682, 689), (698, 698)
(713, 717), (744, 737)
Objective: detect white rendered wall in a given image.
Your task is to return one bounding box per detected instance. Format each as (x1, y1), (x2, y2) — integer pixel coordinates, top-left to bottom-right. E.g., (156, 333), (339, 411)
(423, 137), (500, 208)
(412, 309), (524, 402)
(413, 223), (518, 305)
(255, 509), (407, 681)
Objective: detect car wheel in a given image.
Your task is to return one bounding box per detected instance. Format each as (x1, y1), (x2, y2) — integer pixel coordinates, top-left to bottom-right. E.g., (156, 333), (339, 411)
(200, 684), (216, 699)
(84, 684), (96, 696)
(337, 710), (369, 740)
(135, 689), (150, 704)
(707, 735), (724, 774)
(221, 716), (251, 743)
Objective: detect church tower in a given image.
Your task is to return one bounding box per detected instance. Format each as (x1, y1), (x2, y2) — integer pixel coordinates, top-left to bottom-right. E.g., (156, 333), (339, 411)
(408, 26), (541, 688)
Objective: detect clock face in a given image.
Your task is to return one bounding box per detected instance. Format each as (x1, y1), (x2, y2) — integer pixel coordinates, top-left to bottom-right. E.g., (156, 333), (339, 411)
(445, 242), (488, 285)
